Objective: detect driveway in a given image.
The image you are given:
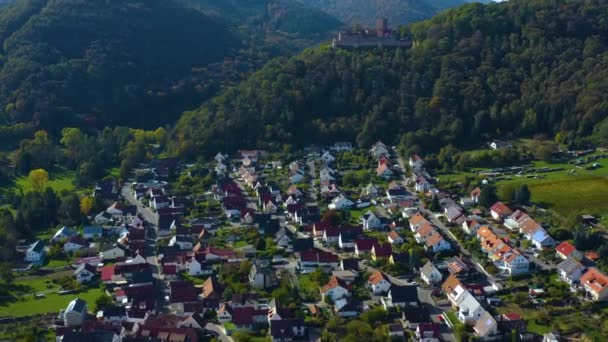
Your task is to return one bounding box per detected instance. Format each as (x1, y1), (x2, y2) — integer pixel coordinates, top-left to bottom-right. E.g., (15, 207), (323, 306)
(205, 323), (233, 342)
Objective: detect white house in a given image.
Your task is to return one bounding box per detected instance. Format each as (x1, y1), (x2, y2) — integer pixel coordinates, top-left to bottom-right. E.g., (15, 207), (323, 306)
(409, 154), (424, 168)
(367, 271), (392, 295)
(52, 227), (77, 242)
(169, 235), (194, 250)
(361, 211), (382, 230)
(100, 244), (127, 260)
(420, 262), (442, 285)
(25, 240), (45, 263)
(187, 256), (213, 276)
(457, 292), (485, 325)
(74, 263), (97, 283)
(501, 252), (530, 276)
(557, 259), (586, 286)
(63, 237), (89, 253)
(387, 231), (403, 245)
(328, 195), (354, 210)
(320, 276), (350, 302)
(473, 312), (498, 338)
(94, 211), (113, 225)
(62, 298), (87, 327)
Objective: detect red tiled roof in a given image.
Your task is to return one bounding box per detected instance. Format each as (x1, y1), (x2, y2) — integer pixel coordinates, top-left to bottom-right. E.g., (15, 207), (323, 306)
(232, 306), (254, 326)
(490, 201), (512, 216)
(368, 270), (389, 285)
(555, 241), (576, 257)
(101, 265), (116, 281)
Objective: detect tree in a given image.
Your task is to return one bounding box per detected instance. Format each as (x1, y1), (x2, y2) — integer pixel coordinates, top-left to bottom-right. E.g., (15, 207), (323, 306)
(94, 294), (114, 312)
(321, 210), (342, 226)
(478, 185), (498, 208)
(59, 194), (82, 225)
(80, 196), (94, 215)
(28, 168), (48, 192)
(429, 195), (441, 212)
(514, 184), (531, 205)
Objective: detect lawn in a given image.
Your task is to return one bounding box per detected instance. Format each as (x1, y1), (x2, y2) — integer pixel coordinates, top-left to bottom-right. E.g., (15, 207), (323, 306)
(0, 276), (104, 317)
(497, 174), (608, 217)
(14, 169), (76, 193)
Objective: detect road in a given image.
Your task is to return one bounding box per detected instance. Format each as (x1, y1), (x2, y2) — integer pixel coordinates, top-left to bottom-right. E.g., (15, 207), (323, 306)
(205, 323), (234, 342)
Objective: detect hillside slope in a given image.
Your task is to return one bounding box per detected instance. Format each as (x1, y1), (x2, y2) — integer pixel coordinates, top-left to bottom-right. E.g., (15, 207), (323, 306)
(188, 0), (341, 41)
(297, 0), (468, 26)
(0, 0), (245, 130)
(174, 0), (608, 157)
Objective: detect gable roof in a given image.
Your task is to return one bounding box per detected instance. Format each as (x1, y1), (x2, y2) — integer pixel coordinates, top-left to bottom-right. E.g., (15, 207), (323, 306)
(368, 270), (390, 285)
(321, 276), (349, 293)
(473, 312), (497, 336)
(556, 241), (577, 257)
(389, 285), (418, 303)
(489, 202), (512, 216)
(420, 261), (439, 277)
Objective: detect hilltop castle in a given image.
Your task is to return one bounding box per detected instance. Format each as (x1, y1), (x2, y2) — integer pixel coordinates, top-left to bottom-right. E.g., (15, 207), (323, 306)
(332, 18), (412, 49)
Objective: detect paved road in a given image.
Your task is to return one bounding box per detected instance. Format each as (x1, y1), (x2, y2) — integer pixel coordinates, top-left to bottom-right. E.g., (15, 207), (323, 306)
(205, 323), (233, 342)
(122, 185), (158, 225)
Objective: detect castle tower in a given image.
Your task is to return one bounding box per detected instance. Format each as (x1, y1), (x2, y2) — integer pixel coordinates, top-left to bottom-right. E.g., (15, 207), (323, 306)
(376, 17), (387, 37)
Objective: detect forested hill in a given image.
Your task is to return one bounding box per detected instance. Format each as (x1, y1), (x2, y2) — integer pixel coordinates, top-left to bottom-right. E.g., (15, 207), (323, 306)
(297, 0), (469, 26)
(0, 0), (244, 131)
(184, 0), (341, 43)
(173, 0), (608, 158)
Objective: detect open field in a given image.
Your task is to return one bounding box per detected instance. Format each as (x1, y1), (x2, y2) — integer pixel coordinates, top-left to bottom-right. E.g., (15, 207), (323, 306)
(0, 276), (103, 317)
(13, 169), (76, 193)
(438, 153), (608, 217)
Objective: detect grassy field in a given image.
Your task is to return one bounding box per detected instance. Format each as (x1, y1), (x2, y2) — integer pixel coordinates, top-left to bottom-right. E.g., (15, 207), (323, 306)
(0, 276), (103, 317)
(14, 169), (76, 193)
(497, 174), (608, 217)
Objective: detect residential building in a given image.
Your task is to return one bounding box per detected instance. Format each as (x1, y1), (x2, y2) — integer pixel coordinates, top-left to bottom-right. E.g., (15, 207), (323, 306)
(61, 298), (87, 327)
(557, 258), (586, 286)
(580, 268), (608, 301)
(25, 240), (45, 263)
(489, 202), (512, 221)
(420, 261), (442, 285)
(382, 285), (418, 309)
(473, 312), (498, 338)
(367, 271), (392, 294)
(320, 276), (350, 302)
(555, 241), (582, 261)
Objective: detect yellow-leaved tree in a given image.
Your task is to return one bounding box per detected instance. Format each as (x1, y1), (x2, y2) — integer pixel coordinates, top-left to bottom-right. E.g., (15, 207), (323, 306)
(28, 168), (49, 192)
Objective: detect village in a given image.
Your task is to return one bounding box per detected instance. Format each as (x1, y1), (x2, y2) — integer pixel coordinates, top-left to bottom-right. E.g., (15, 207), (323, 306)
(6, 140), (608, 342)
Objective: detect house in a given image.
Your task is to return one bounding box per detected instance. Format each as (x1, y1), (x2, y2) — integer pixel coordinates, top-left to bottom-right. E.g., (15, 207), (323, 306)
(389, 252), (409, 266)
(416, 323), (440, 342)
(489, 140), (512, 150)
(415, 177), (431, 193)
(168, 235), (193, 250)
(557, 258), (586, 286)
(457, 292), (485, 325)
(376, 162), (394, 179)
(320, 276), (350, 302)
(354, 238), (377, 256)
(470, 187), (481, 204)
(269, 319), (306, 342)
(100, 244), (127, 260)
(531, 229), (555, 249)
(332, 142), (352, 152)
(382, 285), (418, 309)
(442, 276), (465, 307)
(249, 260), (279, 289)
(387, 231), (403, 244)
(474, 312), (498, 338)
(94, 211), (113, 225)
(414, 223), (436, 243)
(328, 195), (354, 210)
(52, 227), (78, 242)
(367, 271), (392, 295)
(340, 258), (359, 271)
(106, 202), (136, 219)
(425, 232), (451, 253)
(361, 211), (383, 230)
(331, 270), (358, 285)
(555, 241), (582, 261)
(420, 261), (442, 285)
(25, 240), (45, 263)
(444, 206), (464, 224)
(447, 257), (471, 276)
(298, 250), (339, 270)
(370, 141), (389, 159)
(462, 218), (484, 235)
(580, 268), (608, 301)
(202, 276), (223, 300)
(363, 183), (380, 198)
(371, 243), (392, 261)
(74, 263), (97, 283)
(333, 298), (361, 318)
(63, 236), (89, 253)
(409, 154), (424, 168)
(83, 226), (103, 240)
(489, 202), (512, 221)
(62, 298), (87, 327)
(96, 306), (127, 324)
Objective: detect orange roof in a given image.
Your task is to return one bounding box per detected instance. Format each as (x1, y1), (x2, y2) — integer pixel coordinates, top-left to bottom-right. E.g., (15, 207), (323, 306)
(368, 270), (389, 285)
(388, 230), (401, 240)
(426, 232), (444, 247)
(477, 226), (495, 240)
(580, 268), (608, 294)
(519, 218), (541, 235)
(470, 187), (481, 197)
(416, 223), (435, 237)
(441, 274), (463, 294)
(585, 251), (600, 261)
(409, 213), (428, 227)
(321, 276), (348, 293)
(490, 201), (512, 216)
